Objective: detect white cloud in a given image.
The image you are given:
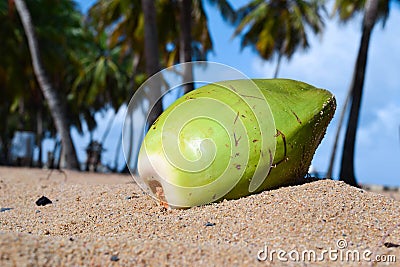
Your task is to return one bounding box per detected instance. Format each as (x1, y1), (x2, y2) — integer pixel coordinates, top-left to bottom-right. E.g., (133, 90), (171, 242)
(358, 103), (400, 147)
(251, 19), (362, 102)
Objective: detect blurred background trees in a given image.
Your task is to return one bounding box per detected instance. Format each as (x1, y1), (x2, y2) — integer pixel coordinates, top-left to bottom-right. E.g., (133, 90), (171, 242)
(14, 0), (80, 169)
(0, 0), (397, 187)
(1, 0), (88, 168)
(234, 0), (326, 78)
(0, 0), (235, 170)
(328, 0), (397, 186)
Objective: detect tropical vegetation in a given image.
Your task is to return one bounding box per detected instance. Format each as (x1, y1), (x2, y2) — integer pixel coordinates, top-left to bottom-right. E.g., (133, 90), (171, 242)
(0, 0), (397, 187)
(234, 0), (326, 77)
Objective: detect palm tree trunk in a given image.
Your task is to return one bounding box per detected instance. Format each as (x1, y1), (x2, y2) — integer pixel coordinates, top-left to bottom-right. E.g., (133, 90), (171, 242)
(339, 0), (379, 186)
(326, 88), (351, 179)
(36, 107), (43, 168)
(179, 0), (194, 94)
(0, 110), (10, 165)
(14, 0), (79, 170)
(141, 0), (163, 128)
(142, 0), (160, 76)
(273, 52), (283, 78)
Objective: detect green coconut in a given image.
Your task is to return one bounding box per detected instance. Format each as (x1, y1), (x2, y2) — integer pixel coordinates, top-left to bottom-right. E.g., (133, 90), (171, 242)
(138, 79), (336, 208)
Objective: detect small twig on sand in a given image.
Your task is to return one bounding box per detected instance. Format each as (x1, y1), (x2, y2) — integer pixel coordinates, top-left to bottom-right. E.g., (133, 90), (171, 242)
(378, 222), (400, 247)
(369, 222), (400, 266)
(45, 168), (68, 182)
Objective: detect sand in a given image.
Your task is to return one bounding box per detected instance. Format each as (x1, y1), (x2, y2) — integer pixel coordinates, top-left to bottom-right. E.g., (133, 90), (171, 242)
(0, 166), (399, 266)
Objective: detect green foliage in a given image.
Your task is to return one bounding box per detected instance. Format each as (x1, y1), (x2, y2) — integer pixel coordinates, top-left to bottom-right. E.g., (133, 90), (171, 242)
(0, 0), (339, 169)
(87, 0), (235, 70)
(234, 0), (326, 61)
(332, 0), (390, 27)
(2, 0), (236, 157)
(0, 0), (135, 144)
(0, 0), (98, 154)
(71, 31), (129, 111)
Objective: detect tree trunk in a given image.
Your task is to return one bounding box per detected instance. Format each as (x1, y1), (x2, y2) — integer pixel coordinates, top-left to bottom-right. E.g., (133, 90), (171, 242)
(326, 88), (351, 179)
(0, 111), (10, 165)
(339, 0), (379, 186)
(14, 0), (79, 170)
(141, 0), (160, 76)
(141, 0), (163, 128)
(0, 101), (11, 164)
(179, 0), (194, 94)
(273, 52), (283, 78)
(36, 107), (43, 168)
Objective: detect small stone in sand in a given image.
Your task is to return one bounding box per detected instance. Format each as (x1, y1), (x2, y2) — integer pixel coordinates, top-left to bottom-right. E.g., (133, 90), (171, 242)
(110, 255), (119, 262)
(0, 207), (13, 212)
(384, 242), (400, 248)
(35, 196), (52, 206)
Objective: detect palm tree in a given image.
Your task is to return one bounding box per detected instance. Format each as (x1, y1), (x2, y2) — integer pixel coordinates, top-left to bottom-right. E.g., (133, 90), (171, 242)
(89, 0), (234, 86)
(178, 0), (194, 93)
(87, 0), (235, 171)
(326, 88), (351, 179)
(88, 0), (144, 75)
(14, 0), (79, 169)
(177, 0), (236, 94)
(234, 0), (326, 77)
(71, 30), (130, 113)
(88, 0), (234, 124)
(1, 0), (90, 167)
(141, 0), (164, 128)
(142, 0), (161, 76)
(332, 0), (391, 186)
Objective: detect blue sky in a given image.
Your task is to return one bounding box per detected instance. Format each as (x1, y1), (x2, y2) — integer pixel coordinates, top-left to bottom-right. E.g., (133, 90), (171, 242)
(73, 0), (400, 186)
